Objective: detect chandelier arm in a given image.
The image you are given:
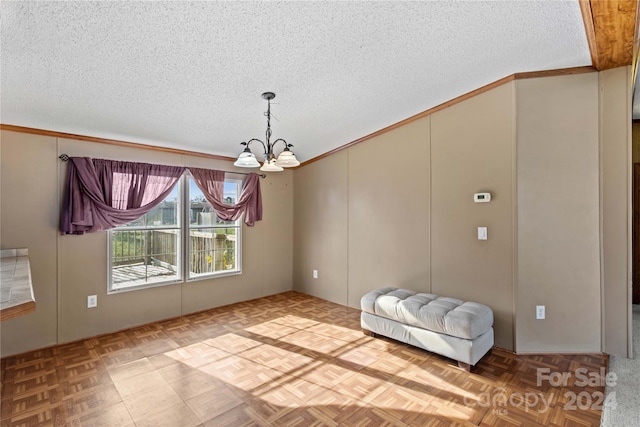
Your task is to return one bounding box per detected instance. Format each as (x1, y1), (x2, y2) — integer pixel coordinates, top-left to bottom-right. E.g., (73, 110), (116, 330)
(245, 138), (267, 154)
(270, 139), (289, 155)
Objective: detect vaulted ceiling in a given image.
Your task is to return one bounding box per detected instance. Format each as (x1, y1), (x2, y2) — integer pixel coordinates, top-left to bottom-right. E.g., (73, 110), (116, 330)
(1, 1), (637, 163)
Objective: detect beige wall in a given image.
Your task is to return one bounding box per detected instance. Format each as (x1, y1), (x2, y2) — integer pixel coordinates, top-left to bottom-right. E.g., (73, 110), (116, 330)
(293, 119), (431, 308)
(347, 118), (430, 306)
(431, 83), (515, 350)
(293, 120), (432, 308)
(294, 88), (516, 350)
(600, 66), (632, 357)
(1, 133), (59, 354)
(293, 151), (349, 304)
(295, 70), (631, 355)
(515, 73), (601, 353)
(1, 131), (293, 356)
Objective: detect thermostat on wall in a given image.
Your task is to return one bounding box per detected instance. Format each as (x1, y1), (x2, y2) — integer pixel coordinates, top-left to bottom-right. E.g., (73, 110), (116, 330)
(474, 192), (491, 203)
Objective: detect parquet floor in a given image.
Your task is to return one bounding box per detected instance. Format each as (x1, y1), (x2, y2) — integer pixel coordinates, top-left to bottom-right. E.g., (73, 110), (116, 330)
(1, 291), (608, 426)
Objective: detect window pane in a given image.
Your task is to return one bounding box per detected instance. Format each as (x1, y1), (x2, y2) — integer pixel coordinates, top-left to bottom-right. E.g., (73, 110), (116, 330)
(189, 228), (237, 277)
(223, 181), (238, 204)
(111, 229), (181, 289)
(116, 185), (179, 228)
(145, 186), (179, 226)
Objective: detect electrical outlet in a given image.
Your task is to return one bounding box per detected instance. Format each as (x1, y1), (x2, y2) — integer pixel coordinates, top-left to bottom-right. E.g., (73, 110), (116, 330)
(478, 227), (488, 240)
(313, 269), (318, 279)
(87, 295), (97, 308)
(536, 305), (545, 320)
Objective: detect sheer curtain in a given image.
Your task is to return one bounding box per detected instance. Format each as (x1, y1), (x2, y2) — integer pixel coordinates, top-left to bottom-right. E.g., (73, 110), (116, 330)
(189, 168), (262, 227)
(60, 157), (185, 234)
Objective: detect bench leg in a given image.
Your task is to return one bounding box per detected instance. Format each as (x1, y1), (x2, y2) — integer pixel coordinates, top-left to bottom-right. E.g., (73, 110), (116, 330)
(458, 361), (472, 372)
(362, 329), (375, 337)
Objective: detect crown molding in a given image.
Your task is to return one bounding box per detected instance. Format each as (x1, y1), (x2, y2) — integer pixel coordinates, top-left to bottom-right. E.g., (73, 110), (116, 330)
(0, 124), (235, 162)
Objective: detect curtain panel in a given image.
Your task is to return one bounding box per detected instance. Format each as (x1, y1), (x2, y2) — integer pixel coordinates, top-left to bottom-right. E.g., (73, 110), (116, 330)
(60, 157), (263, 235)
(189, 168), (262, 227)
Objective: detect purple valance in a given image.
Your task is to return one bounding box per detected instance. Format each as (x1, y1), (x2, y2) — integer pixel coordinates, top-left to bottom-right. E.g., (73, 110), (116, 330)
(60, 157), (263, 235)
(189, 168), (262, 227)
(61, 157), (186, 234)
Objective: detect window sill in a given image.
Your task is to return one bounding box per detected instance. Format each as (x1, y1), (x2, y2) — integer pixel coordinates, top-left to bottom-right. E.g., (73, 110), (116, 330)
(107, 271), (242, 294)
(186, 270), (242, 283)
(108, 278), (183, 295)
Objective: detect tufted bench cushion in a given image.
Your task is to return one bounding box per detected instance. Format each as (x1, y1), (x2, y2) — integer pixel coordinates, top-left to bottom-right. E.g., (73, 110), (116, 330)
(361, 287), (493, 340)
(360, 287), (495, 369)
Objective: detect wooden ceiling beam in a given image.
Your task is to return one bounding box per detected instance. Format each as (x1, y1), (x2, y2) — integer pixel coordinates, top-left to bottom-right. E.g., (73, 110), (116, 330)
(580, 0), (600, 69)
(580, 0), (636, 71)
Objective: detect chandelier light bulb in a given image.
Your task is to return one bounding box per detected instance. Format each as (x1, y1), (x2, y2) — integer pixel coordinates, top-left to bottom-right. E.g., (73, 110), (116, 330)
(234, 150), (260, 168)
(260, 159), (284, 172)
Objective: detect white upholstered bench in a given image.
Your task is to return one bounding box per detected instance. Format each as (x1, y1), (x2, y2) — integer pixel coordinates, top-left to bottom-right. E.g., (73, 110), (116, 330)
(360, 287), (494, 371)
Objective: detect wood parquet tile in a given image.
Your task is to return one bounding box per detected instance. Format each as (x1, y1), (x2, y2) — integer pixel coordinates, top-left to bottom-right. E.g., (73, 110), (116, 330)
(1, 291), (609, 426)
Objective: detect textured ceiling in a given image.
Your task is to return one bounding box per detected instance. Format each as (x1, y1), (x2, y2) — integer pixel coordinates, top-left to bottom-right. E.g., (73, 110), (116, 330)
(1, 1), (591, 162)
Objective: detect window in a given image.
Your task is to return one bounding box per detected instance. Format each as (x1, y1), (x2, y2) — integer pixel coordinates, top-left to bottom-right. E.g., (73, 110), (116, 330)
(187, 176), (241, 280)
(108, 174), (242, 292)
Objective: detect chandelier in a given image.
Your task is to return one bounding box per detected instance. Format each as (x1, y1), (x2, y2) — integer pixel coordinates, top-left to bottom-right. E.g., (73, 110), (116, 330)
(234, 92), (300, 172)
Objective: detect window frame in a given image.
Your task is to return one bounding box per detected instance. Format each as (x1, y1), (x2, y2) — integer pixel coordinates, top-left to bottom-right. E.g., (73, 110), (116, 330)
(107, 173), (243, 294)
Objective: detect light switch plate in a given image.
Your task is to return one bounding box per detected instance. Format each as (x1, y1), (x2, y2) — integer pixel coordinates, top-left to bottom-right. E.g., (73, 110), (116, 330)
(536, 305), (545, 320)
